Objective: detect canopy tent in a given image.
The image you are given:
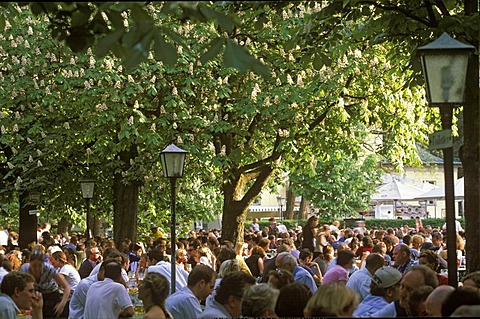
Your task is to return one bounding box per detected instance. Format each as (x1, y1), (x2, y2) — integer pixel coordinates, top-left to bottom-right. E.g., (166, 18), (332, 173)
(371, 178), (438, 202)
(414, 177), (464, 200)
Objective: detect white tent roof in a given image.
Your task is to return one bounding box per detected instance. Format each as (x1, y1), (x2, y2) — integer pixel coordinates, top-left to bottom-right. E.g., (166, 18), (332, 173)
(414, 177), (464, 200)
(372, 178), (437, 202)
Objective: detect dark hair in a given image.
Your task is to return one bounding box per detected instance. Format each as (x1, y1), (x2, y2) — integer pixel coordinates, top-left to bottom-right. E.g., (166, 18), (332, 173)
(147, 249), (165, 263)
(275, 282), (312, 317)
(441, 287), (480, 316)
(104, 261), (122, 280)
(187, 264), (216, 286)
(217, 247), (236, 264)
(268, 269), (294, 289)
(1, 271), (35, 296)
(337, 249), (355, 267)
(214, 271), (256, 304)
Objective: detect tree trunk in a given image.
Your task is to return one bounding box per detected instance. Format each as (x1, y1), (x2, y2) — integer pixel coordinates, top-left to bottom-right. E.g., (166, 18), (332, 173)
(57, 216), (69, 235)
(299, 197), (309, 220)
(220, 163), (276, 244)
(112, 146), (141, 248)
(19, 191), (37, 249)
(286, 184), (295, 219)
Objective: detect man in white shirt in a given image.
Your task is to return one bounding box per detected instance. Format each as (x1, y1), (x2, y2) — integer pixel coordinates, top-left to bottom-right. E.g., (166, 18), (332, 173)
(84, 261), (134, 318)
(146, 249), (188, 294)
(69, 258), (115, 319)
(347, 253), (385, 302)
(0, 225), (8, 247)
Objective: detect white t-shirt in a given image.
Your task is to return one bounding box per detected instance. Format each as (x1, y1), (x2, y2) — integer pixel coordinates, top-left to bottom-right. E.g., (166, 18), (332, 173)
(58, 264), (81, 291)
(84, 278), (132, 318)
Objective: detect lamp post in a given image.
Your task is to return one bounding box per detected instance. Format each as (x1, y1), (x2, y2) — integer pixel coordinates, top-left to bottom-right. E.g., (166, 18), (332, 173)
(160, 143), (187, 294)
(80, 177), (95, 241)
(276, 196), (286, 222)
(417, 32), (474, 287)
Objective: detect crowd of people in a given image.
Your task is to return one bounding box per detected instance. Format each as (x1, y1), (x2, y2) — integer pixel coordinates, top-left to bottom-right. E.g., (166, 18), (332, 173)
(0, 217), (479, 318)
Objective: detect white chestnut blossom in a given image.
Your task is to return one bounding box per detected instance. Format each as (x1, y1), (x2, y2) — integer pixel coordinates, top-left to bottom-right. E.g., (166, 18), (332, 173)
(7, 162), (14, 169)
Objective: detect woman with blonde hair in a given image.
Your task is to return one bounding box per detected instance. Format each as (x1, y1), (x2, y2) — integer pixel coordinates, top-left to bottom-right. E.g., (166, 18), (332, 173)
(138, 272), (172, 319)
(51, 250), (81, 292)
(234, 241), (253, 276)
(304, 282), (359, 317)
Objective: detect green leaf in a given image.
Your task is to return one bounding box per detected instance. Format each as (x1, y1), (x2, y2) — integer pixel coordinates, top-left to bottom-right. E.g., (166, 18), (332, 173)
(95, 28), (125, 58)
(200, 38), (225, 64)
(199, 5), (236, 33)
(71, 10), (90, 28)
(223, 40), (270, 78)
(0, 16), (5, 32)
(153, 34), (178, 66)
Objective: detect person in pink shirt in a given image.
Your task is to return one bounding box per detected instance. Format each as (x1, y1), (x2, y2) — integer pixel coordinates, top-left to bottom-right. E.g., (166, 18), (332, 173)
(322, 250), (355, 285)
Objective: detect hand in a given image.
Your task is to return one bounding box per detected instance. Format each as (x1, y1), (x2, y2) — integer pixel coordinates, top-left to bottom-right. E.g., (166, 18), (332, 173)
(31, 291), (43, 310)
(53, 300), (66, 318)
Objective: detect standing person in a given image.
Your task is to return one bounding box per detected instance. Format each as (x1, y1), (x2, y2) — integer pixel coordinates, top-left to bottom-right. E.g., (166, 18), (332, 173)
(301, 216), (318, 254)
(50, 251), (81, 292)
(268, 218), (278, 236)
(0, 271), (44, 319)
(314, 225), (330, 258)
(83, 261), (134, 318)
(138, 272), (172, 319)
(165, 264), (216, 319)
(347, 253), (385, 302)
(20, 250), (71, 318)
(245, 246), (266, 279)
(249, 218), (260, 232)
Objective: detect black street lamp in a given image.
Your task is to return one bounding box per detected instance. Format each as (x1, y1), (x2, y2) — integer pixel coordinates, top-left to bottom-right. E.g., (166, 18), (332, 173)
(160, 143), (187, 294)
(276, 196), (286, 222)
(417, 32), (474, 287)
(80, 177), (95, 241)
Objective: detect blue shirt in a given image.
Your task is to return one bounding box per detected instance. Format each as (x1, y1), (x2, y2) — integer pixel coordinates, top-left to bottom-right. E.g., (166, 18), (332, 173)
(346, 267), (372, 302)
(0, 293), (19, 319)
(353, 295), (390, 318)
(199, 299), (231, 319)
(371, 301), (396, 317)
(166, 286), (202, 319)
(293, 265), (318, 293)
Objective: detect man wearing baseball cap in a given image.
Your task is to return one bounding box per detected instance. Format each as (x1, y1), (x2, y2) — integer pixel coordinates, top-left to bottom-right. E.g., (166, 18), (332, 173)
(353, 266), (402, 317)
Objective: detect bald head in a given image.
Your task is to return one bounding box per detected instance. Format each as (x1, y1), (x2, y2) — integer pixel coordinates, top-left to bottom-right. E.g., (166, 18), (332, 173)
(425, 285), (455, 317)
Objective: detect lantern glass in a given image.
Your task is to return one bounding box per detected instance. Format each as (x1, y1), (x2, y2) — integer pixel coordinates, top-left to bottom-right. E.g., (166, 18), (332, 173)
(160, 144), (187, 178)
(80, 178), (95, 199)
(420, 53), (469, 105)
(417, 32), (474, 106)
